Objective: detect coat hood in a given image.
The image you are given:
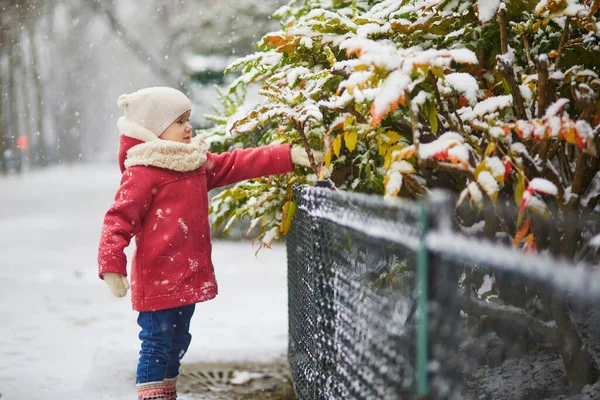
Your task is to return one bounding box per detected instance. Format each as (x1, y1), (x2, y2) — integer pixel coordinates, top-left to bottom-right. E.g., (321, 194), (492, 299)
(117, 116), (208, 173)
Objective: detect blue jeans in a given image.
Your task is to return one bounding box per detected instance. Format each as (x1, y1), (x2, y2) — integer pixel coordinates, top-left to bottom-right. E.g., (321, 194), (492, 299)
(136, 304), (196, 384)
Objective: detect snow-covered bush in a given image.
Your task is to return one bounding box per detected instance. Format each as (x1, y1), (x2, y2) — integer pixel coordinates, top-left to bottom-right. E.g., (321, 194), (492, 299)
(203, 0), (600, 257)
(200, 0), (600, 389)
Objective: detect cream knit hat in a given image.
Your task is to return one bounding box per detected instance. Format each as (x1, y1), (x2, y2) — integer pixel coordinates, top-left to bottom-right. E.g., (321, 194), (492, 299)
(117, 87), (191, 137)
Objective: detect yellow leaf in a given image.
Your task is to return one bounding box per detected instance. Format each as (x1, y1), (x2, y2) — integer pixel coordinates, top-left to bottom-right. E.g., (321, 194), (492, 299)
(343, 116), (356, 130)
(324, 149), (332, 168)
(427, 104), (438, 134)
(484, 142), (496, 157)
(384, 130), (402, 143)
(384, 147), (393, 169)
(379, 142), (388, 157)
(279, 200), (297, 235)
(431, 66), (444, 79)
(514, 173), (525, 206)
(345, 130), (358, 152)
(496, 173), (504, 185)
(333, 135), (342, 157)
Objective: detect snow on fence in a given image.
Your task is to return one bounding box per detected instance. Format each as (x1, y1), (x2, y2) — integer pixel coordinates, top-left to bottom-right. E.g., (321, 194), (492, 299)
(287, 185), (600, 400)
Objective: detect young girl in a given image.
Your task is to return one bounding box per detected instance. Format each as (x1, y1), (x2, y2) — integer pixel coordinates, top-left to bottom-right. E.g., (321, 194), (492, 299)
(98, 86), (318, 400)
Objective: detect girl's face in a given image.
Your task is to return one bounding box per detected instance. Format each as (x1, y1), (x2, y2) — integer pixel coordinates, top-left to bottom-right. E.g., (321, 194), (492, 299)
(160, 111), (193, 144)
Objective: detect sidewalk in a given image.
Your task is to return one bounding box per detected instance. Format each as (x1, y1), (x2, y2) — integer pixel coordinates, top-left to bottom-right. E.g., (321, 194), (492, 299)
(0, 165), (289, 399)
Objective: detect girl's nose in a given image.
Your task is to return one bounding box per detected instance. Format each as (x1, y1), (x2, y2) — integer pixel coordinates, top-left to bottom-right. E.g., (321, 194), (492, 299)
(185, 123), (192, 132)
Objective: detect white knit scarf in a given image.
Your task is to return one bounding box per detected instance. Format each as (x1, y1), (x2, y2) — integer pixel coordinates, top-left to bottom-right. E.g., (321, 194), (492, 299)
(118, 117), (208, 172)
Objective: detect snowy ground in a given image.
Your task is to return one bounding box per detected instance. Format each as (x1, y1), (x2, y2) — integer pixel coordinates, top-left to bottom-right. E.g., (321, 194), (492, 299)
(0, 165), (289, 400)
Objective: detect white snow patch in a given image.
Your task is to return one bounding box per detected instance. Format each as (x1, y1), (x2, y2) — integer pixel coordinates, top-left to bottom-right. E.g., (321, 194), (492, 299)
(589, 234), (600, 248)
(529, 178), (558, 195)
(468, 181), (484, 206)
(485, 156), (505, 179)
(526, 196), (548, 215)
(418, 132), (467, 162)
(519, 85), (533, 101)
(460, 220), (485, 234)
(394, 160), (415, 174)
(385, 171), (403, 197)
(371, 70), (411, 118)
(510, 142), (527, 154)
(458, 95), (513, 121)
(262, 227), (278, 246)
(478, 0), (501, 23)
(230, 371), (268, 385)
(575, 120), (594, 140)
(448, 48), (478, 64)
(445, 73), (479, 105)
(477, 170), (499, 197)
(544, 98), (569, 119)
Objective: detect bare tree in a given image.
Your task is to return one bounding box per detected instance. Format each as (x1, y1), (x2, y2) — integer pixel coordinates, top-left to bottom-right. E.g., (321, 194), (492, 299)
(86, 0), (181, 87)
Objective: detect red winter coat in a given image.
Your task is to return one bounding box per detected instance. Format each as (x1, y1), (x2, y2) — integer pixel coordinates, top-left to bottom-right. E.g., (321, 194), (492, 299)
(98, 120), (293, 311)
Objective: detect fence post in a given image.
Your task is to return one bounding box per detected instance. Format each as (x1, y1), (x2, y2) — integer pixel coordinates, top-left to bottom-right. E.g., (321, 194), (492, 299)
(417, 190), (454, 398)
(416, 199), (429, 398)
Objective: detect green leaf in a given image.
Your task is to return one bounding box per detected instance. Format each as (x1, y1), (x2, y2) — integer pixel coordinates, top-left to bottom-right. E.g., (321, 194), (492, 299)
(279, 200), (297, 235)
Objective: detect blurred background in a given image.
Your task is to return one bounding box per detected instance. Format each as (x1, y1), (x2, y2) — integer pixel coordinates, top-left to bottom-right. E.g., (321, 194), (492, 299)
(0, 0), (284, 172)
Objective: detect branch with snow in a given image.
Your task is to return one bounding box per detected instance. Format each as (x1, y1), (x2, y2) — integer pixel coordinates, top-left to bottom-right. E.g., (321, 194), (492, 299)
(459, 293), (559, 343)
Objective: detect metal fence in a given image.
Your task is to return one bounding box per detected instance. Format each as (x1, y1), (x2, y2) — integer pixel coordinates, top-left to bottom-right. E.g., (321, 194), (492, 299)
(286, 185), (600, 400)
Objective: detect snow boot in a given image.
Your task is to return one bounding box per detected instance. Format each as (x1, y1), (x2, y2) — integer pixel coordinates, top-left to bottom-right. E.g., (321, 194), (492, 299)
(163, 377), (177, 400)
(136, 380), (164, 400)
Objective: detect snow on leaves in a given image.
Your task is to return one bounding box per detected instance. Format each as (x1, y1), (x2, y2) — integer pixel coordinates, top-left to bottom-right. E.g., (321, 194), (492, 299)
(419, 132), (471, 167)
(201, 0), (600, 254)
(335, 39), (479, 126)
(520, 178), (558, 213)
(458, 95), (513, 122)
(477, 0), (502, 23)
(506, 99), (597, 154)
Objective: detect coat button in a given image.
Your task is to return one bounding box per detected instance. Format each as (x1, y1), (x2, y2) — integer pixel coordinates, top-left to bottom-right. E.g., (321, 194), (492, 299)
(194, 185), (200, 192)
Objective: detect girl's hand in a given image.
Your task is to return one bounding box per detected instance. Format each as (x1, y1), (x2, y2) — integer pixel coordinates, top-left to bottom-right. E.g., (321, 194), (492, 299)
(291, 146), (323, 167)
(103, 273), (130, 298)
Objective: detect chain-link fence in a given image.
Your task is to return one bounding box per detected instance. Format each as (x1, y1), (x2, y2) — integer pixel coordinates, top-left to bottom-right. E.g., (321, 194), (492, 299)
(287, 185), (600, 400)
